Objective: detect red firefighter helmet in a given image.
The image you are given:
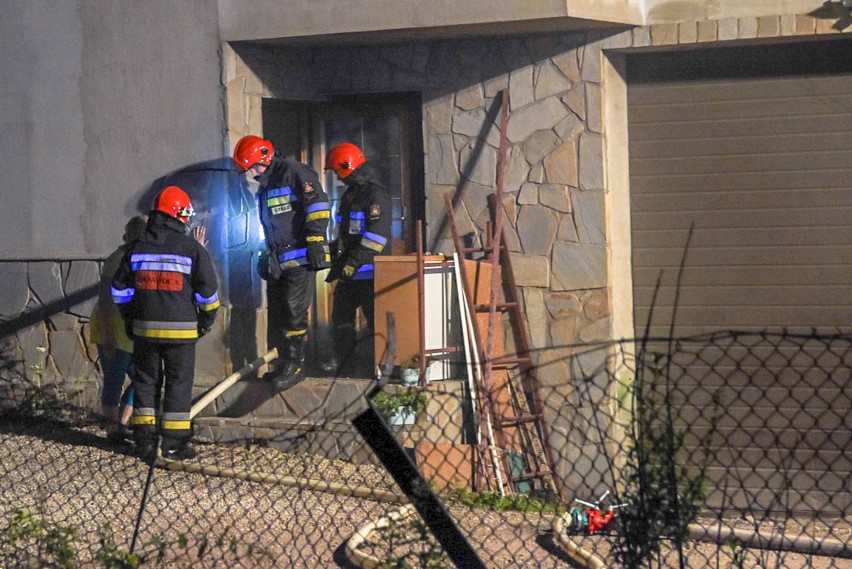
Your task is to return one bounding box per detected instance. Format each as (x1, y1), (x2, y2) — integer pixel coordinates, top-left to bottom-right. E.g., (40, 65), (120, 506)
(155, 186), (195, 223)
(233, 135), (274, 172)
(324, 142), (365, 179)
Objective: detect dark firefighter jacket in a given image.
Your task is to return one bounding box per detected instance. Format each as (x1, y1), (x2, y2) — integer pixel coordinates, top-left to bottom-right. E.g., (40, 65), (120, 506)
(255, 154), (330, 277)
(329, 163), (392, 281)
(111, 211), (220, 343)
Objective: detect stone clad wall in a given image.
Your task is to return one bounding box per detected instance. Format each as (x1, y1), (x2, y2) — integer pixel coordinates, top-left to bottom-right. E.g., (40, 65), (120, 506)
(0, 260), (101, 409)
(227, 13), (845, 384)
(0, 256), (229, 412)
(225, 10), (846, 486)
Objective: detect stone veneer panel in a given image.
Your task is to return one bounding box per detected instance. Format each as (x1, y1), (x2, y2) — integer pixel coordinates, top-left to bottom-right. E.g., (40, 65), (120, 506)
(453, 109), (500, 147)
(579, 132), (604, 190)
(585, 83), (602, 134)
(539, 184), (572, 213)
(545, 292), (582, 320)
(64, 260), (99, 318)
(552, 242), (607, 291)
(509, 66), (536, 111)
(573, 190), (606, 244)
(29, 262), (65, 307)
(523, 129), (561, 165)
(510, 254), (549, 288)
(650, 23), (679, 45)
(535, 61), (574, 100)
(459, 140), (497, 187)
(424, 95), (453, 135)
(543, 139), (579, 186)
(521, 288), (548, 351)
(550, 50), (581, 85)
(518, 182), (538, 205)
(557, 214), (579, 242)
(504, 146), (531, 192)
(428, 134), (458, 185)
(517, 206), (558, 255)
(561, 85), (586, 121)
(48, 329), (95, 383)
(18, 323), (49, 376)
(718, 18), (739, 40)
(455, 83), (484, 111)
(506, 97), (570, 143)
(0, 263), (29, 317)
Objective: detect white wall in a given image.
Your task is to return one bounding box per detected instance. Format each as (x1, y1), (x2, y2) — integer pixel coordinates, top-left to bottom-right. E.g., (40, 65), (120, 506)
(0, 0), (225, 258)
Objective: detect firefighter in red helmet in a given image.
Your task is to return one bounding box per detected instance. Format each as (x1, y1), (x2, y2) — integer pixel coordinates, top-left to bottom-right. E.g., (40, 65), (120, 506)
(233, 134), (331, 391)
(324, 143), (391, 377)
(111, 185), (220, 460)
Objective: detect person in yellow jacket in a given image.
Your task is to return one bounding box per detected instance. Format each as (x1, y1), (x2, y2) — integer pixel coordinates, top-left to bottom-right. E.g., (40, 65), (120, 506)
(90, 215), (147, 445)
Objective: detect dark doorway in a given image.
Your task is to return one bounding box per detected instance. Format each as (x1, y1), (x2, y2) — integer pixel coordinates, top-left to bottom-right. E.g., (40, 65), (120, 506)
(261, 93), (424, 373)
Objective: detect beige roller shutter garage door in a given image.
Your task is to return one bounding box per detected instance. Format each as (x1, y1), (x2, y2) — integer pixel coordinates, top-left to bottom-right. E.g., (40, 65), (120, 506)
(628, 42), (852, 338)
(625, 40), (851, 515)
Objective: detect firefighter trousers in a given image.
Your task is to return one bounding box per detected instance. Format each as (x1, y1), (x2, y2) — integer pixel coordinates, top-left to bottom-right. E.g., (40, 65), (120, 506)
(331, 279), (375, 377)
(267, 265), (312, 362)
(131, 340), (196, 451)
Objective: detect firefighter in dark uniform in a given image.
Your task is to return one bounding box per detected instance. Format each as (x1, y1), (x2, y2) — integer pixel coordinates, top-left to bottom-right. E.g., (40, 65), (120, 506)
(111, 186), (220, 460)
(233, 135), (331, 391)
(324, 142), (392, 378)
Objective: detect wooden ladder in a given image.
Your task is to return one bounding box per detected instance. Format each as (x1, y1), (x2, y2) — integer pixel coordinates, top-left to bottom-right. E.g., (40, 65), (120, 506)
(442, 88), (561, 499)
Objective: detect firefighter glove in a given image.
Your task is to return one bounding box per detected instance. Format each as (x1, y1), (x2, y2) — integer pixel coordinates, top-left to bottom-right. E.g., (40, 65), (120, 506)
(342, 265), (356, 279)
(306, 238), (330, 270)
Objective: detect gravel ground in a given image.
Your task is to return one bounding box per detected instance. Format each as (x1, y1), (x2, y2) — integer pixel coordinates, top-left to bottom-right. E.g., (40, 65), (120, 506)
(1, 417), (850, 568)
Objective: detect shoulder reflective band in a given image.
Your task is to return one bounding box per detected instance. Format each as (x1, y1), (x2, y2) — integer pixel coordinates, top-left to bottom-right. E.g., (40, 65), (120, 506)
(360, 231), (387, 252)
(195, 291), (220, 311)
(306, 201), (331, 222)
(130, 253), (192, 274)
(111, 286), (135, 304)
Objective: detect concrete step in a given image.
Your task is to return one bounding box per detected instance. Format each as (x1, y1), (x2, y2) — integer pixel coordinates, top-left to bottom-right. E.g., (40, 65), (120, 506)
(194, 375), (373, 423)
(191, 376), (468, 465)
(192, 376), (381, 463)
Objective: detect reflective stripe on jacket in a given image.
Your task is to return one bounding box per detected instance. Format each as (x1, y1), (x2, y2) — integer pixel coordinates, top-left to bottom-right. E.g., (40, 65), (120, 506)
(256, 154), (330, 274)
(111, 211), (220, 343)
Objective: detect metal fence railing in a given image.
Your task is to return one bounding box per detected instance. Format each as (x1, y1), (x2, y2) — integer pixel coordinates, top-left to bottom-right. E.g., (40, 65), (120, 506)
(1, 330), (849, 568)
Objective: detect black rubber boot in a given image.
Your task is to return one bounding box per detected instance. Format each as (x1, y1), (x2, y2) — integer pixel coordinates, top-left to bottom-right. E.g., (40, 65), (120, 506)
(161, 434), (196, 461)
(161, 444), (197, 461)
(272, 335), (306, 393)
(134, 425), (157, 460)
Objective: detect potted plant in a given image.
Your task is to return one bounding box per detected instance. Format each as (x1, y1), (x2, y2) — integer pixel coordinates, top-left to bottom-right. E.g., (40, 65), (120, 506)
(399, 354), (422, 387)
(373, 387), (428, 426)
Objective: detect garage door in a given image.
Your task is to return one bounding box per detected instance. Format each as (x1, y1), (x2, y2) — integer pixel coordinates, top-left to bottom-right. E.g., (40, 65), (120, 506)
(628, 39), (852, 338)
(625, 39), (852, 515)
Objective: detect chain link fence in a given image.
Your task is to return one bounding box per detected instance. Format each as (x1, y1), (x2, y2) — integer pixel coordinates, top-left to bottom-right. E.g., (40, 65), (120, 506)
(1, 330), (850, 568)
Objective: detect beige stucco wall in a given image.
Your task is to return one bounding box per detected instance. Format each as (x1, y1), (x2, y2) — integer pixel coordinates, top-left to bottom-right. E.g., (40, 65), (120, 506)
(218, 0), (640, 43)
(218, 0), (832, 43)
